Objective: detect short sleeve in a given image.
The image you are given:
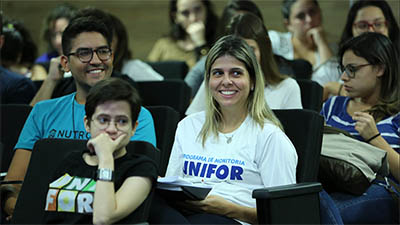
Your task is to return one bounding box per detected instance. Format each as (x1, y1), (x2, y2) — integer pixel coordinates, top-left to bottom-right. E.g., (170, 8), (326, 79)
(14, 104), (44, 151)
(281, 78), (303, 109)
(255, 126), (297, 187)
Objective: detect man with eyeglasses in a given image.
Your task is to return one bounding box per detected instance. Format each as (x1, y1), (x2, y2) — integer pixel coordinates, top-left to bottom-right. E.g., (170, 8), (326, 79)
(1, 15), (156, 221)
(30, 8), (139, 106)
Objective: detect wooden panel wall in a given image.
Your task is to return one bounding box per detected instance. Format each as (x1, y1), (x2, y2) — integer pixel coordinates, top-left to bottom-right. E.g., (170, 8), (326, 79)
(2, 0), (399, 60)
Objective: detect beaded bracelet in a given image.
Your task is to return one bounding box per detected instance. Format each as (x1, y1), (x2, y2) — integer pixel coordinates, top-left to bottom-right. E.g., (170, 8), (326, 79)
(366, 133), (380, 143)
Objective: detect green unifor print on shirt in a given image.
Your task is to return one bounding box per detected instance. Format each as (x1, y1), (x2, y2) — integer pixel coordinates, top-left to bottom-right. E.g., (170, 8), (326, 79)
(45, 173), (96, 214)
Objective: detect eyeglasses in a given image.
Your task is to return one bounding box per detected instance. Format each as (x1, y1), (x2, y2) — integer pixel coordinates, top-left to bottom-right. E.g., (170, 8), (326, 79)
(68, 47), (112, 63)
(91, 115), (131, 132)
(353, 20), (387, 32)
(337, 64), (371, 79)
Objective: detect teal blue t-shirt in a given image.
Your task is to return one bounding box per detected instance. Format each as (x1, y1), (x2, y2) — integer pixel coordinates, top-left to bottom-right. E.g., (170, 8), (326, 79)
(15, 93), (156, 150)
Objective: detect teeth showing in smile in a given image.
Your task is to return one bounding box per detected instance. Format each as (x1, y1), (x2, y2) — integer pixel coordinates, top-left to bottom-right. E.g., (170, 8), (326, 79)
(221, 91), (235, 95)
(88, 69), (102, 74)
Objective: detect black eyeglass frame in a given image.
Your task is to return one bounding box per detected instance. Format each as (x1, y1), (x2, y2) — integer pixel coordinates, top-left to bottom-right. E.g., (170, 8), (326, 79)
(337, 64), (371, 79)
(67, 47), (112, 63)
(90, 116), (131, 132)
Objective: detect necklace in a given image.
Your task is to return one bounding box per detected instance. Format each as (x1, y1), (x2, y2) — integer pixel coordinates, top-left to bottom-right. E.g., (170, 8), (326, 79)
(220, 114), (246, 144)
(222, 131), (236, 144)
(224, 134), (233, 144)
(72, 95), (76, 139)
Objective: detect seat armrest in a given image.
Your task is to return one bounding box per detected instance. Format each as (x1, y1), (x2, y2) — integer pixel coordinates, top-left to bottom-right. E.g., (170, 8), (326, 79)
(253, 182), (322, 199)
(252, 182), (322, 224)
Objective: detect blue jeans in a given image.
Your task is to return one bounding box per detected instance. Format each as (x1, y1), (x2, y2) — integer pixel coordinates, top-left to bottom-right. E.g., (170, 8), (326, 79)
(319, 190), (344, 224)
(330, 183), (398, 224)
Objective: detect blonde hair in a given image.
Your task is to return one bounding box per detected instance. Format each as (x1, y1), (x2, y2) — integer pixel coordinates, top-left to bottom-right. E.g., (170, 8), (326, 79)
(199, 35), (283, 146)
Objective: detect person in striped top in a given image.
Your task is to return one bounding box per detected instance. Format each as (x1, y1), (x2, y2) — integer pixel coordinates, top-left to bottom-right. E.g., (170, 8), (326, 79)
(321, 32), (399, 224)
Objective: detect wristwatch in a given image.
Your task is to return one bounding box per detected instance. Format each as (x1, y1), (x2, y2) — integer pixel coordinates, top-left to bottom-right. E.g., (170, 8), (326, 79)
(96, 168), (114, 182)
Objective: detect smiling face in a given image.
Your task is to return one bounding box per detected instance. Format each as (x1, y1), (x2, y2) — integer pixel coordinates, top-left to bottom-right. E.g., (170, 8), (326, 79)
(84, 100), (136, 152)
(209, 55), (252, 111)
(286, 0), (322, 39)
(175, 0), (207, 30)
(352, 6), (389, 38)
(340, 50), (383, 99)
(61, 32), (113, 93)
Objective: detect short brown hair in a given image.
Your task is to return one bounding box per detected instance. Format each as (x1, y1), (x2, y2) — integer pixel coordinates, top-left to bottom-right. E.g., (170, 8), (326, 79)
(85, 78), (142, 124)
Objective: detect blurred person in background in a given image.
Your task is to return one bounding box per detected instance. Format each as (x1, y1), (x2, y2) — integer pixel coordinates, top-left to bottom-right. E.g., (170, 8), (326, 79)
(323, 0), (400, 100)
(0, 13), (36, 104)
(31, 3), (77, 80)
(148, 0), (218, 69)
(110, 14), (164, 81)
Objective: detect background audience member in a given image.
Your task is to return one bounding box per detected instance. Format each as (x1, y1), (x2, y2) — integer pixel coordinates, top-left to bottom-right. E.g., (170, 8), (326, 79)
(1, 22), (24, 73)
(150, 35), (297, 224)
(31, 3), (77, 80)
(324, 0), (400, 100)
(147, 0), (218, 69)
(216, 0), (264, 38)
(43, 78), (157, 224)
(0, 13), (36, 104)
(269, 0), (339, 86)
(321, 32), (399, 223)
(13, 20), (38, 77)
(185, 0), (264, 97)
(2, 15), (156, 221)
(186, 12), (303, 115)
(340, 0), (399, 52)
(1, 18), (38, 77)
(110, 14), (164, 81)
